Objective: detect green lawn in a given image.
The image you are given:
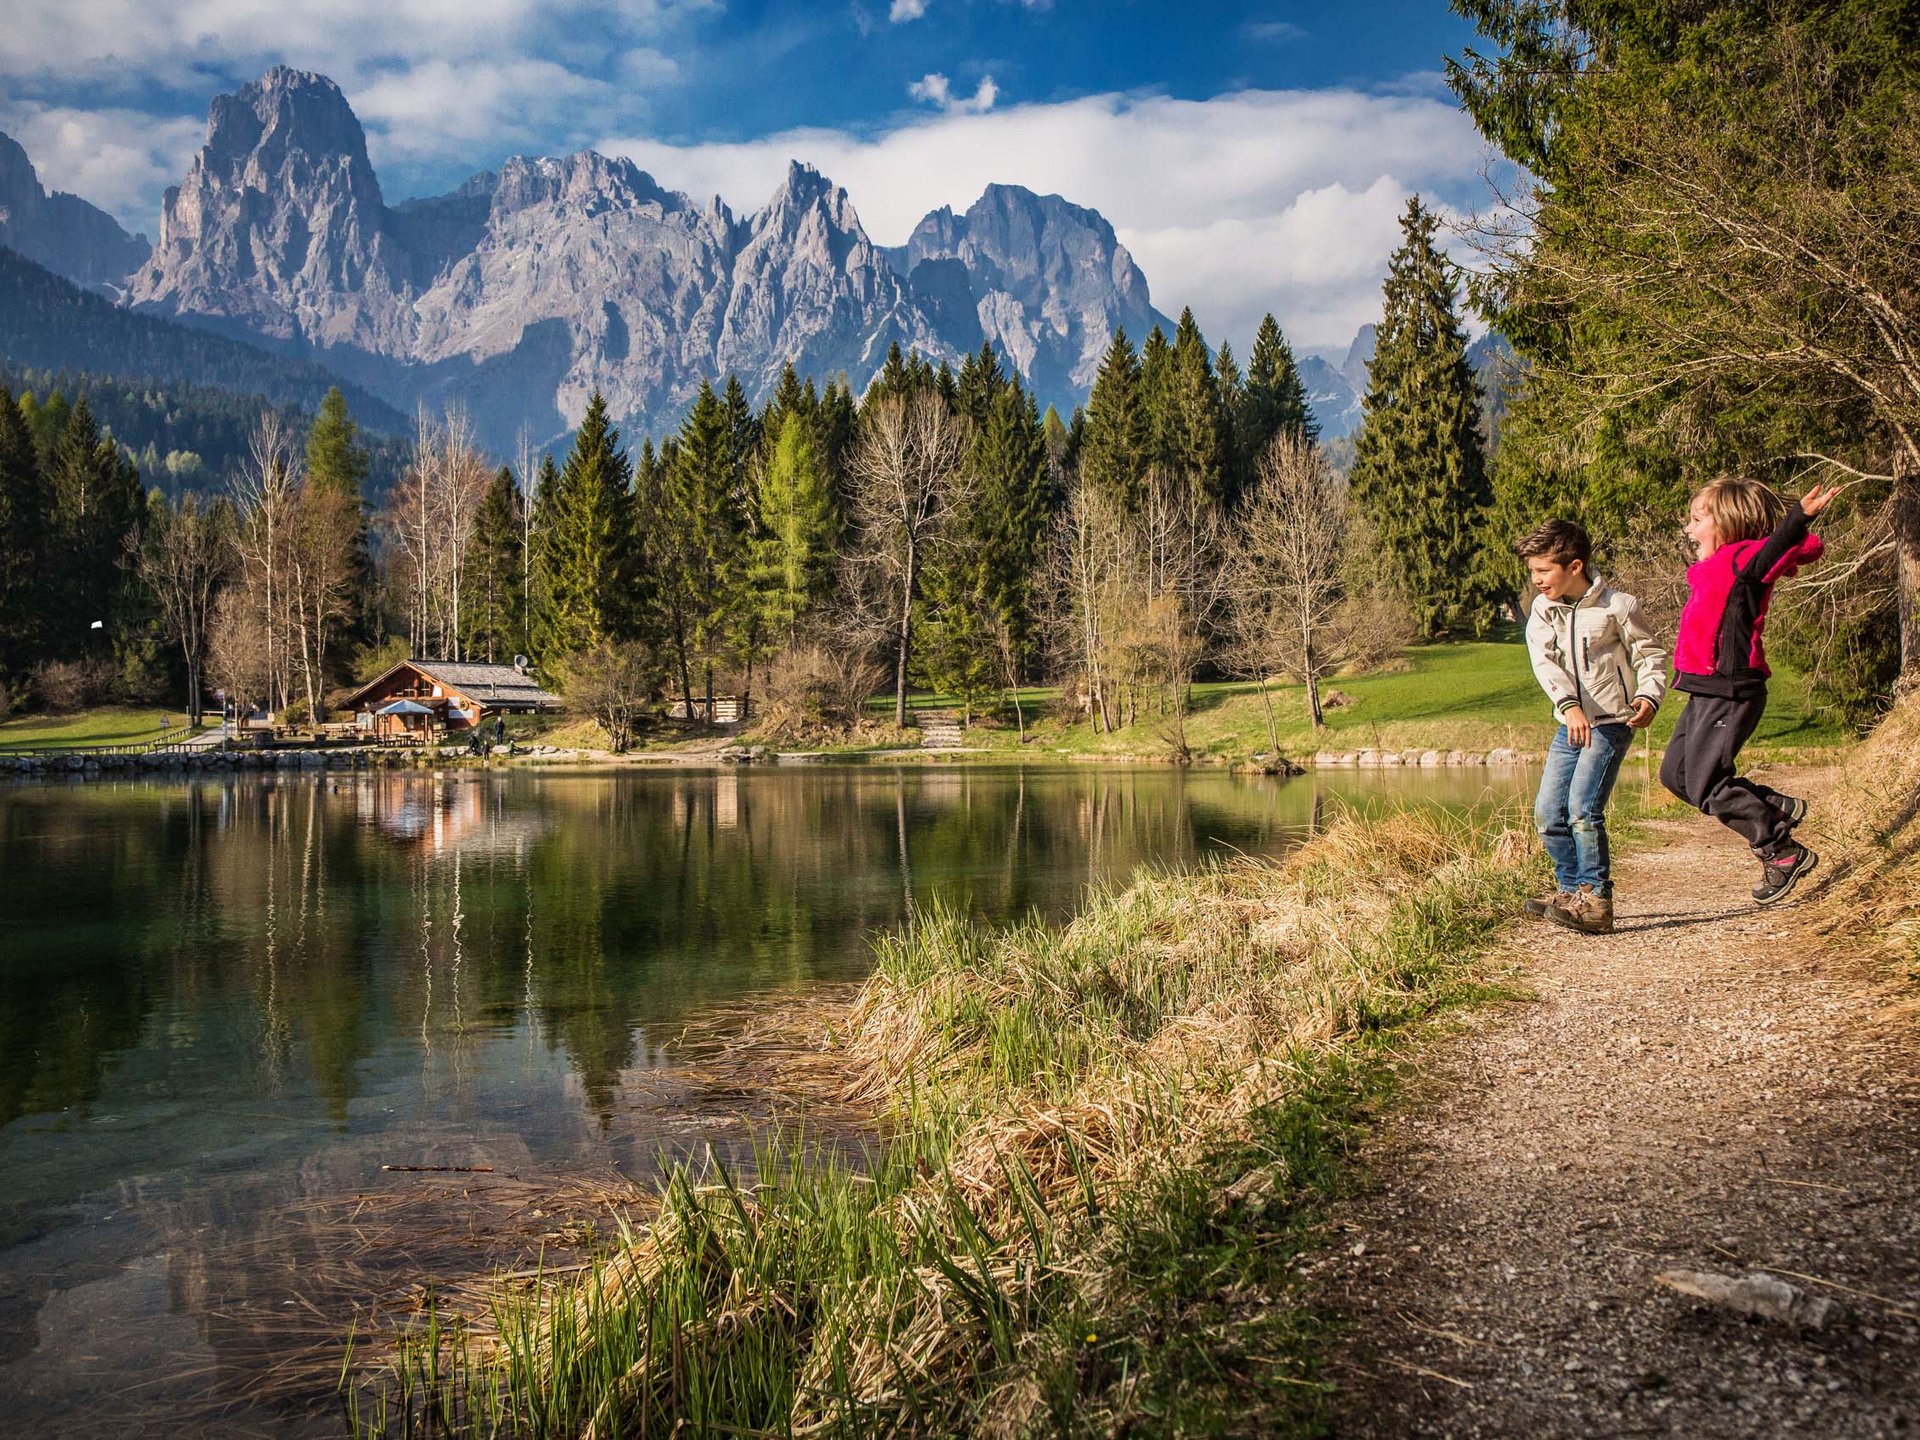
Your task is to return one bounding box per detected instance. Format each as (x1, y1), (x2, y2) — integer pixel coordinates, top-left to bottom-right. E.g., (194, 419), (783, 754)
(0, 707), (205, 753)
(844, 640), (1848, 762)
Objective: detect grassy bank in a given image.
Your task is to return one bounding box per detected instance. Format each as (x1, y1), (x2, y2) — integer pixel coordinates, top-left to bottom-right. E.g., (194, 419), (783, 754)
(353, 804), (1545, 1436)
(0, 706), (203, 752)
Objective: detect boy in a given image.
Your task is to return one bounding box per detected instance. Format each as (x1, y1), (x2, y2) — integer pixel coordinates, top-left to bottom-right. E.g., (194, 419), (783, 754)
(1517, 520), (1669, 935)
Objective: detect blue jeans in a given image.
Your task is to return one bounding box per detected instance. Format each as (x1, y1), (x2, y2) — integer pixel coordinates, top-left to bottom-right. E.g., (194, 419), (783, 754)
(1534, 722), (1633, 896)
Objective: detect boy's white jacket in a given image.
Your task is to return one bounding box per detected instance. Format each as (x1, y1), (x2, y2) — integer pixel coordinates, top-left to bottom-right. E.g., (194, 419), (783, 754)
(1525, 580), (1670, 725)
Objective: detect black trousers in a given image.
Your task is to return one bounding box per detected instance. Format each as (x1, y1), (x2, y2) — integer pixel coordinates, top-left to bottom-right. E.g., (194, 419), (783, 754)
(1659, 691), (1793, 854)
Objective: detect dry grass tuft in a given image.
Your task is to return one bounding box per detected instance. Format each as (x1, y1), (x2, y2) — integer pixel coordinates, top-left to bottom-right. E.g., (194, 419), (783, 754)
(1814, 691), (1920, 987)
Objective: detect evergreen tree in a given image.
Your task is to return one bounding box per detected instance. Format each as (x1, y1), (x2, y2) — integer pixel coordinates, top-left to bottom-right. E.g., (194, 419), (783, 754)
(758, 363), (809, 469)
(1138, 324), (1176, 477)
(956, 342), (1007, 427)
(532, 393), (637, 665)
(1168, 307), (1228, 509)
(1079, 329), (1149, 511)
(1348, 197), (1495, 636)
(0, 390), (52, 685)
(463, 466), (525, 663)
(1239, 313), (1318, 493)
(973, 384), (1053, 670)
(667, 382), (749, 716)
(752, 413), (837, 643)
(304, 385), (373, 634)
(47, 396), (144, 656)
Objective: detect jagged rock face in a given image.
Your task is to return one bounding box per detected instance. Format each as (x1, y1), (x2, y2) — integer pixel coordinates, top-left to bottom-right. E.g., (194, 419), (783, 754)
(0, 131), (150, 294)
(904, 184), (1166, 402)
(130, 68), (1168, 448)
(130, 66), (414, 353)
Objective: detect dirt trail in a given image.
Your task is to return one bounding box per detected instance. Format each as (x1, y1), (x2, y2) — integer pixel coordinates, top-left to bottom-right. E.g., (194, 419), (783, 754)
(1316, 792), (1920, 1437)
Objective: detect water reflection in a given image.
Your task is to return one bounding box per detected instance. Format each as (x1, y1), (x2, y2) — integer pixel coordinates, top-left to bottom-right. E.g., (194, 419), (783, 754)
(0, 763), (1526, 1433)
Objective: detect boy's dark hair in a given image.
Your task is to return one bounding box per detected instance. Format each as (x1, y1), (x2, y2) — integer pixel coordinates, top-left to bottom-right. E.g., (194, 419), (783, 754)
(1515, 518), (1592, 571)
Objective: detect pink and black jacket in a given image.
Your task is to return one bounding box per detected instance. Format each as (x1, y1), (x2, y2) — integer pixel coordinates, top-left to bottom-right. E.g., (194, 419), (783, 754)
(1673, 502), (1824, 699)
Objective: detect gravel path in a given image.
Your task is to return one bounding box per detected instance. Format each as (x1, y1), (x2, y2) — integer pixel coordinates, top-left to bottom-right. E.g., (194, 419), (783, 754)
(1314, 802), (1920, 1438)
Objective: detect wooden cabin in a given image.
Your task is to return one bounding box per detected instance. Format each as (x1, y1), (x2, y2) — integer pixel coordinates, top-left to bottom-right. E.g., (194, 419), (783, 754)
(342, 660), (560, 741)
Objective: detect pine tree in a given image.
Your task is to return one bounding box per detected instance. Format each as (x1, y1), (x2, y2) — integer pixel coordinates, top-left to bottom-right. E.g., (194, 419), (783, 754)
(752, 413), (836, 643)
(758, 363), (808, 470)
(47, 396), (143, 656)
(463, 466), (525, 663)
(1168, 308), (1228, 510)
(667, 382), (749, 717)
(0, 390), (53, 685)
(1348, 197), (1495, 637)
(304, 386), (373, 634)
(1079, 329), (1149, 511)
(956, 342), (1007, 427)
(973, 384), (1053, 671)
(1138, 324), (1176, 477)
(533, 393), (637, 664)
(1239, 313), (1318, 491)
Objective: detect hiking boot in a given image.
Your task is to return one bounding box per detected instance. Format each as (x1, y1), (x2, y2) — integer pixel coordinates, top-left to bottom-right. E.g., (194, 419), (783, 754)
(1772, 793), (1809, 827)
(1547, 885), (1615, 935)
(1752, 841), (1819, 905)
(1523, 889), (1574, 921)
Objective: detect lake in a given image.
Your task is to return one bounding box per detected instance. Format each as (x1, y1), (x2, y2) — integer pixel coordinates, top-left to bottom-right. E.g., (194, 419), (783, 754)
(0, 763), (1531, 1435)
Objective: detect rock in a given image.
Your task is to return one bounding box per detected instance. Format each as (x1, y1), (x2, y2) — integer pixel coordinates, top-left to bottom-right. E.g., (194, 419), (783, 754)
(1357, 749), (1382, 769)
(1486, 747), (1523, 766)
(1655, 1269), (1839, 1329)
(127, 67), (1166, 451)
(1418, 749), (1443, 768)
(0, 129), (151, 290)
(1445, 750), (1468, 766)
(1321, 689), (1354, 710)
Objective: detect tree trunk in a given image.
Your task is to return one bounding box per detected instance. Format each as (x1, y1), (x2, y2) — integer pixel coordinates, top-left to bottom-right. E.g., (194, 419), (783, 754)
(1256, 677), (1279, 755)
(895, 546), (916, 729)
(1896, 456), (1920, 695)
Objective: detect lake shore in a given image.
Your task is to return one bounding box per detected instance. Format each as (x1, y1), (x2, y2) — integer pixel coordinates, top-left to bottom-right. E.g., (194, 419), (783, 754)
(351, 696), (1916, 1435)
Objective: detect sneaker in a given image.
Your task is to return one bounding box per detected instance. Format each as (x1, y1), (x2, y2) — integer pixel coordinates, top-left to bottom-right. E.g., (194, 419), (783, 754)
(1523, 889), (1573, 921)
(1772, 794), (1808, 827)
(1752, 842), (1819, 904)
(1547, 885), (1615, 935)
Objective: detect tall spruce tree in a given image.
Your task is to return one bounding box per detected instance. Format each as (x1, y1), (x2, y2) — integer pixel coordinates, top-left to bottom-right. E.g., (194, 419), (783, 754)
(532, 393), (637, 665)
(752, 413), (837, 644)
(1348, 197), (1494, 636)
(47, 397), (144, 657)
(1138, 324), (1176, 478)
(463, 466), (525, 663)
(667, 382), (750, 717)
(1168, 308), (1228, 510)
(0, 390), (52, 686)
(304, 386), (373, 635)
(1239, 314), (1318, 491)
(1079, 329), (1149, 511)
(974, 384), (1053, 671)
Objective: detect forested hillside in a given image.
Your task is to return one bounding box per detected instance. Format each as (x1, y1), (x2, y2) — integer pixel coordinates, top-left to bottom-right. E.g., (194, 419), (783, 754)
(0, 247), (405, 432)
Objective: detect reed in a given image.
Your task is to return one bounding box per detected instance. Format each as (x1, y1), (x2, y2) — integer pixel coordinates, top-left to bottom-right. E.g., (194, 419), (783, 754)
(347, 802), (1542, 1436)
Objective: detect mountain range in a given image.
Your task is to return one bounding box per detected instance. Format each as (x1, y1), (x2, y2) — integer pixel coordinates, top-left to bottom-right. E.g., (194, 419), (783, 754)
(0, 66), (1509, 455)
(100, 66), (1171, 451)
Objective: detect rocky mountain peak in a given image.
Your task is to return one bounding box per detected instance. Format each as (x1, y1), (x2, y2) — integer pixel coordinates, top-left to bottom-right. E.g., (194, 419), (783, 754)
(0, 128), (150, 293)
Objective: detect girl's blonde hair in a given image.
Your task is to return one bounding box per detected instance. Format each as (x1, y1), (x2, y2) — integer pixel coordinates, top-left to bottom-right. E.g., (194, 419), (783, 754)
(1692, 477), (1784, 545)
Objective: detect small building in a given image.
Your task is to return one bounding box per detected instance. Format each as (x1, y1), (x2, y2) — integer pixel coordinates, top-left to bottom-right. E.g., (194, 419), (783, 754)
(342, 659), (561, 741)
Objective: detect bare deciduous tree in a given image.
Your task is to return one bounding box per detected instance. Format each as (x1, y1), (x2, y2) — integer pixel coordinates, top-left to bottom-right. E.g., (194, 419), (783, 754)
(1225, 435), (1410, 742)
(136, 494), (231, 724)
(845, 392), (973, 726)
(384, 405), (492, 661)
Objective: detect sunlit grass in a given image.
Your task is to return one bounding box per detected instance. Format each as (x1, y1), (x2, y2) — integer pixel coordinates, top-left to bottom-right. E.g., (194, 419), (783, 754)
(0, 705), (206, 752)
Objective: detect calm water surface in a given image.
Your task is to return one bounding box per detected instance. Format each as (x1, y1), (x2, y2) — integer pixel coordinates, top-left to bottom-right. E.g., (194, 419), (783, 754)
(0, 764), (1529, 1435)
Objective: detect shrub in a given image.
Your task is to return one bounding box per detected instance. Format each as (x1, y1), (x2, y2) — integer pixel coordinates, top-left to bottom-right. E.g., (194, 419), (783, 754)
(32, 658), (114, 713)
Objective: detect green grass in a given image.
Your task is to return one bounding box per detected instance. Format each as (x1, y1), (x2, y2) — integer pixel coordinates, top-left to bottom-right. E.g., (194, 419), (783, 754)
(0, 705), (206, 752)
(831, 641), (1848, 763)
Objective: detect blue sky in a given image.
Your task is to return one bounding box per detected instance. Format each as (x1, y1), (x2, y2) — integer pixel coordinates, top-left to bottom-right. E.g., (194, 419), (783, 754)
(0, 0), (1501, 354)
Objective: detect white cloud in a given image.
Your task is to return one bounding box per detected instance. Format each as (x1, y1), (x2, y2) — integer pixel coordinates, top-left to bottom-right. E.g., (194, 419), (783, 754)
(602, 86), (1497, 351)
(0, 0), (713, 86)
(0, 103), (202, 236)
(1245, 20), (1307, 43)
(889, 0), (929, 21)
(906, 73), (997, 115)
(354, 58), (621, 167)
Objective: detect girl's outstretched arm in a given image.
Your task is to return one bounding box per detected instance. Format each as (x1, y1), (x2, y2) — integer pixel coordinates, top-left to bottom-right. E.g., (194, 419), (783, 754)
(1799, 481), (1848, 518)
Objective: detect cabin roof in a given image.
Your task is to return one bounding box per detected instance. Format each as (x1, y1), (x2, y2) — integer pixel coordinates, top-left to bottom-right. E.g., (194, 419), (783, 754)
(342, 659), (560, 712)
